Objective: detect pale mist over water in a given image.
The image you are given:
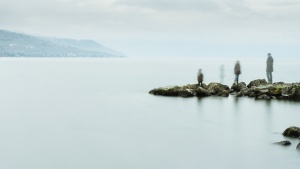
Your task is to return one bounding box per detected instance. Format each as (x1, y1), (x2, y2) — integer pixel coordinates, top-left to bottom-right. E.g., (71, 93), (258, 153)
(0, 57), (299, 169)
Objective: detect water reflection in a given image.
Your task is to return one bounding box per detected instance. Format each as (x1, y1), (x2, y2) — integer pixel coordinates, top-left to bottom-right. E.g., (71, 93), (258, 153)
(233, 95), (240, 113)
(264, 100), (273, 133)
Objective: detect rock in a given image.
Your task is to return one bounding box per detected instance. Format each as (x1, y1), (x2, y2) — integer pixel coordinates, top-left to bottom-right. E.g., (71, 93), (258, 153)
(240, 88), (251, 96)
(207, 83), (230, 95)
(256, 94), (271, 100)
(274, 141), (291, 146)
(281, 85), (293, 97)
(248, 92), (256, 97)
(178, 89), (195, 97)
(195, 87), (211, 97)
(269, 84), (283, 96)
(201, 83), (208, 90)
(283, 126), (300, 138)
(280, 84), (300, 99)
(149, 86), (179, 96)
(247, 79), (268, 88)
(231, 82), (247, 92)
(236, 91), (244, 97)
(297, 143), (300, 150)
(218, 90), (229, 97)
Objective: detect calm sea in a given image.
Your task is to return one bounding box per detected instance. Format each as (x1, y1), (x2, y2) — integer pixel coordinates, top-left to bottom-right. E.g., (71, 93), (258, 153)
(0, 57), (299, 169)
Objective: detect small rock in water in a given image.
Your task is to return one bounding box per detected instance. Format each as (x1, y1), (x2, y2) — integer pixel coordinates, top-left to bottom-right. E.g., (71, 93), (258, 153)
(274, 141), (291, 146)
(297, 143), (300, 150)
(283, 126), (300, 138)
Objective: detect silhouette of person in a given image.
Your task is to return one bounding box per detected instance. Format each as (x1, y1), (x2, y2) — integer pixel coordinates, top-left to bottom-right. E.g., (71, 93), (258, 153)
(197, 69), (203, 87)
(266, 53), (274, 83)
(234, 61), (241, 84)
(220, 64), (225, 84)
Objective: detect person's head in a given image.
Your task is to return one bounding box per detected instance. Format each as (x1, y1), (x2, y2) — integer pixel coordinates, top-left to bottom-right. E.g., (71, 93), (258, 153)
(236, 60), (240, 64)
(268, 53), (271, 57)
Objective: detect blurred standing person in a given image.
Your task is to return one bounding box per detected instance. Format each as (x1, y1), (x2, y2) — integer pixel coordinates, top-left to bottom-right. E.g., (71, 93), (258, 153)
(197, 69), (203, 87)
(266, 53), (274, 83)
(220, 64), (225, 84)
(234, 61), (241, 84)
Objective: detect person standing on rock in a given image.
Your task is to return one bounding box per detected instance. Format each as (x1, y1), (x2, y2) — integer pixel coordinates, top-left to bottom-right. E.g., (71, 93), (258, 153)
(266, 53), (274, 83)
(234, 61), (241, 84)
(197, 69), (203, 87)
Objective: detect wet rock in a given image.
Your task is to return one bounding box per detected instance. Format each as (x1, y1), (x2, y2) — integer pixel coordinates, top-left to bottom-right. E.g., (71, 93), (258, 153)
(281, 85), (293, 97)
(149, 86), (179, 96)
(195, 87), (211, 97)
(247, 79), (268, 88)
(256, 94), (271, 100)
(274, 141), (291, 146)
(236, 91), (244, 97)
(240, 88), (252, 96)
(178, 89), (195, 97)
(201, 83), (208, 90)
(207, 83), (230, 95)
(231, 82), (247, 92)
(269, 84), (283, 96)
(218, 90), (230, 97)
(297, 143), (300, 150)
(283, 126), (300, 138)
(248, 92), (257, 97)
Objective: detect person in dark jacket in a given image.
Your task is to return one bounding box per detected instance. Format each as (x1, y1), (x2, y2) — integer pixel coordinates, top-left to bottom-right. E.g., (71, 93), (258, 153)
(266, 53), (274, 83)
(234, 61), (241, 84)
(197, 69), (203, 87)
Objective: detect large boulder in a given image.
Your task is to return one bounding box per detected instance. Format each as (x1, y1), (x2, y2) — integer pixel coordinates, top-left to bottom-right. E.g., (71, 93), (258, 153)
(195, 87), (211, 97)
(178, 89), (196, 97)
(149, 86), (180, 96)
(231, 82), (247, 92)
(247, 79), (268, 88)
(269, 84), (283, 96)
(283, 126), (300, 138)
(207, 83), (230, 95)
(281, 84), (300, 98)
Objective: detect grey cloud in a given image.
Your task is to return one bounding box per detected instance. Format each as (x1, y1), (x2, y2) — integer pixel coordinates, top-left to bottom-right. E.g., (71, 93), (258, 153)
(1, 0), (300, 57)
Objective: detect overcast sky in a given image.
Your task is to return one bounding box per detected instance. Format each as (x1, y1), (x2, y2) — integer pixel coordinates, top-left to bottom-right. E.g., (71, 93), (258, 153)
(1, 0), (300, 57)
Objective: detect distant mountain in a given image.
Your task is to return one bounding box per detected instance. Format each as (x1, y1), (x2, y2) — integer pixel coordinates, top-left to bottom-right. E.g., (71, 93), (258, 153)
(0, 30), (125, 57)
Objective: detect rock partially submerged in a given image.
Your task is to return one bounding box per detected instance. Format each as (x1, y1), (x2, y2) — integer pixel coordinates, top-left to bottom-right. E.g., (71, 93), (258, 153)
(274, 141), (291, 146)
(149, 79), (300, 100)
(283, 126), (300, 138)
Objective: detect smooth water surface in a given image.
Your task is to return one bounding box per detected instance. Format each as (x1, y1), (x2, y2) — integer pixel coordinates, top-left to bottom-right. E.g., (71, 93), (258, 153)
(0, 57), (299, 169)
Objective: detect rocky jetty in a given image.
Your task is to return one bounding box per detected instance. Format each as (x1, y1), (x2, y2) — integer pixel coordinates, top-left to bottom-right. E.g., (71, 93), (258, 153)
(149, 79), (300, 100)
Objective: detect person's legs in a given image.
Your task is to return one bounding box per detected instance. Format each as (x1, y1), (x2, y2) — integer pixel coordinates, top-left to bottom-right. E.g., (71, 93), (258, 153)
(235, 74), (239, 84)
(267, 72), (272, 82)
